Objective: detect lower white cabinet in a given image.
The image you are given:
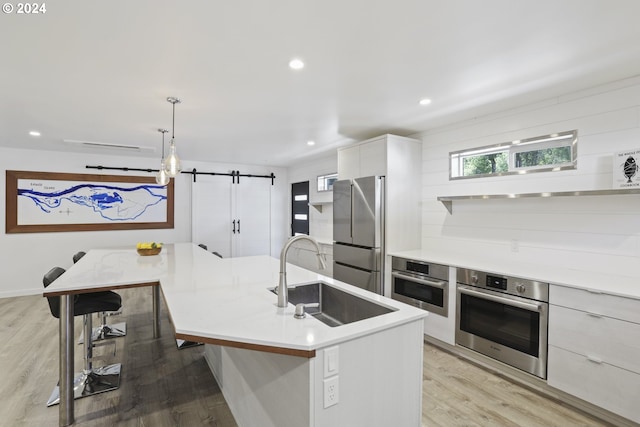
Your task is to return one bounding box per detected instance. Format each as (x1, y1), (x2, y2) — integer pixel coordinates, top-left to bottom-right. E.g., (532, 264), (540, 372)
(547, 346), (640, 423)
(548, 285), (640, 423)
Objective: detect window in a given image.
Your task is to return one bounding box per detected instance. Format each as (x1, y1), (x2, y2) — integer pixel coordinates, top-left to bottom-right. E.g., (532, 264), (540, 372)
(291, 181), (309, 236)
(450, 130), (577, 180)
(317, 173), (338, 192)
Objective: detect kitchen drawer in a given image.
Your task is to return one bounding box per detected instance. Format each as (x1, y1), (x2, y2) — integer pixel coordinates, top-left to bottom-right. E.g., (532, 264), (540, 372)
(333, 262), (379, 294)
(550, 285), (640, 324)
(548, 305), (640, 373)
(548, 345), (640, 424)
(334, 243), (379, 270)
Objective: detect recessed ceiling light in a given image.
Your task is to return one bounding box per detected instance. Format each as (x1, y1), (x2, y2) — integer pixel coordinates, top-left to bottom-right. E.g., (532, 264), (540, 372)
(419, 98), (432, 106)
(29, 131), (41, 136)
(289, 58), (305, 70)
(307, 140), (315, 146)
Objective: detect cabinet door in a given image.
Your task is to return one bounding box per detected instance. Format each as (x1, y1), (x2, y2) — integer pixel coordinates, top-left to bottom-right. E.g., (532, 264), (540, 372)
(337, 146), (360, 180)
(191, 176), (233, 258)
(359, 139), (386, 177)
(549, 304), (640, 374)
(548, 345), (640, 423)
(234, 178), (272, 257)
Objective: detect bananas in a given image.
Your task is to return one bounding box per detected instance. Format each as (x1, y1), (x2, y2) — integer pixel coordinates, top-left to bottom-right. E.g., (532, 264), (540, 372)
(136, 242), (162, 249)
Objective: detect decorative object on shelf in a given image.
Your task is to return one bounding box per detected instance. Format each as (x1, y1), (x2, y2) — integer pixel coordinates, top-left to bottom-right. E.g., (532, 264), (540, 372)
(165, 97), (183, 177)
(613, 148), (640, 188)
(5, 170), (175, 233)
(136, 242), (162, 256)
(156, 128), (170, 186)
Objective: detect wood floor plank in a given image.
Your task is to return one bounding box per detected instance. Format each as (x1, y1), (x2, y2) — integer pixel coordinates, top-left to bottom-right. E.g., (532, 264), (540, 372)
(0, 289), (620, 426)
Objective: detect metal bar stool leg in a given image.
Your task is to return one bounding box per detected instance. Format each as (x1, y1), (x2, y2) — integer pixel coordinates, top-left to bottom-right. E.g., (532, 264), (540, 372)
(78, 311), (127, 344)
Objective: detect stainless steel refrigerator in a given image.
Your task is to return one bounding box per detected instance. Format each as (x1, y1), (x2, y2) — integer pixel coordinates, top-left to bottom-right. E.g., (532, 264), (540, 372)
(333, 176), (385, 294)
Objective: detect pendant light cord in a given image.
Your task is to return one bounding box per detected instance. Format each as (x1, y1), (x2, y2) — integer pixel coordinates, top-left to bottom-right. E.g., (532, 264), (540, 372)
(158, 128), (168, 160)
(172, 101), (176, 140)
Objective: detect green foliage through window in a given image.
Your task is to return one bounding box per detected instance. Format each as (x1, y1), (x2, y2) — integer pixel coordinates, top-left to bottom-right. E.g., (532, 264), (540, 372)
(463, 152), (508, 176)
(514, 147), (572, 168)
(449, 130), (577, 179)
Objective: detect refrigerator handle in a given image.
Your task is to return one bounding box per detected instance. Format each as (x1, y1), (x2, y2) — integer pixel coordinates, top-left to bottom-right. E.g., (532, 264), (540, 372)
(350, 183), (354, 239)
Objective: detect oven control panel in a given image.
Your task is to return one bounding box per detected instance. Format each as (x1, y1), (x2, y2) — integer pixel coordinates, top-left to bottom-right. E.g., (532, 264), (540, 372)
(406, 261), (430, 276)
(457, 268), (549, 302)
(486, 275), (507, 290)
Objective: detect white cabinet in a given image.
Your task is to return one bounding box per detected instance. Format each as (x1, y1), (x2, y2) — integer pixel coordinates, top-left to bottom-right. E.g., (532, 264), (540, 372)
(337, 134), (422, 254)
(548, 285), (640, 423)
(192, 175), (272, 258)
(337, 137), (387, 180)
(336, 145), (361, 180)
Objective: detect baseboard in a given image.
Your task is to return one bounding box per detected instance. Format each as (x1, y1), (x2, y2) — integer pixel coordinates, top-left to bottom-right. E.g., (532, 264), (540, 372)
(424, 336), (638, 427)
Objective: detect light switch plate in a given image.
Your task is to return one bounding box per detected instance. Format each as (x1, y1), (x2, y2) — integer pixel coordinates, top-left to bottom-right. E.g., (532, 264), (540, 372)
(324, 346), (339, 378)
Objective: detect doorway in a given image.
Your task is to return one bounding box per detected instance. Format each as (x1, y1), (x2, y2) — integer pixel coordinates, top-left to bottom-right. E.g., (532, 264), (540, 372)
(291, 181), (309, 236)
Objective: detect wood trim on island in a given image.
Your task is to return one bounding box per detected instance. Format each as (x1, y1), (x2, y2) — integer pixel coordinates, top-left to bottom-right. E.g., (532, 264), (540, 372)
(176, 333), (317, 358)
(43, 281), (161, 297)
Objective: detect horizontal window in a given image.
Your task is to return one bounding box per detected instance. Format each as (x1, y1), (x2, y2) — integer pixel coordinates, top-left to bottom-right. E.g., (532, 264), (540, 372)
(450, 130), (577, 180)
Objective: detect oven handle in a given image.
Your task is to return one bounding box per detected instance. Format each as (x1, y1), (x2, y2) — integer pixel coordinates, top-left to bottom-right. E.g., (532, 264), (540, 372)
(392, 271), (447, 289)
(458, 286), (543, 313)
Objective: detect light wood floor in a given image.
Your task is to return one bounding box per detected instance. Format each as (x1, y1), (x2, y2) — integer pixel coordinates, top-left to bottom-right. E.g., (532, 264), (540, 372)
(0, 288), (613, 427)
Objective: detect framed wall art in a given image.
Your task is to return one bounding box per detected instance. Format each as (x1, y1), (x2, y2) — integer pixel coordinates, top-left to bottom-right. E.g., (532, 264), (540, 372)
(5, 170), (174, 233)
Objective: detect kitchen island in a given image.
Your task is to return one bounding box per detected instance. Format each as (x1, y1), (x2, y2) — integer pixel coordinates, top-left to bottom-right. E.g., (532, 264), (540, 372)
(44, 243), (427, 427)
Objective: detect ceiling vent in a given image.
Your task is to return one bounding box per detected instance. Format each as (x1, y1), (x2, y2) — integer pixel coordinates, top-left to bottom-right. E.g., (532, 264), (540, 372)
(63, 139), (155, 153)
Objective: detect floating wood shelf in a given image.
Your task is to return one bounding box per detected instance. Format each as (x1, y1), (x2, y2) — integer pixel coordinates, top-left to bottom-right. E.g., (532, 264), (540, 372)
(437, 188), (640, 214)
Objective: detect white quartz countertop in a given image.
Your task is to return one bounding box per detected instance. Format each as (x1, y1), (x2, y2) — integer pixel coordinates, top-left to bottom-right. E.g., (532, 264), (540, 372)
(46, 243), (427, 355)
(389, 248), (640, 300)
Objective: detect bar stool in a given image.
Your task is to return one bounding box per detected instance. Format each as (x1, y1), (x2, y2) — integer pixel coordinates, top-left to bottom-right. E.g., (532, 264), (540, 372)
(73, 251), (127, 343)
(43, 267), (122, 406)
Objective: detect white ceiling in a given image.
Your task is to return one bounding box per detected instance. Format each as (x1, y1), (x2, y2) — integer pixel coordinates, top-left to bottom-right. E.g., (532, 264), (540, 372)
(3, 0), (640, 167)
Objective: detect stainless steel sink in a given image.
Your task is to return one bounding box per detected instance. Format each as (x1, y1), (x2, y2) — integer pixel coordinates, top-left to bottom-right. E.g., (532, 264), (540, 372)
(270, 281), (396, 327)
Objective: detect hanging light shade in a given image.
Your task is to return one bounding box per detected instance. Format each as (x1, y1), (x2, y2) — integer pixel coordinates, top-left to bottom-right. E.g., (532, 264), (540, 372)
(156, 128), (170, 186)
(165, 97), (182, 177)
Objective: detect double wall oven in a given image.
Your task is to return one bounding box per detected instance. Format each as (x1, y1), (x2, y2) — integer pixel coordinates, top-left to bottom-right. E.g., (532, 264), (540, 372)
(456, 268), (549, 379)
(391, 257), (449, 317)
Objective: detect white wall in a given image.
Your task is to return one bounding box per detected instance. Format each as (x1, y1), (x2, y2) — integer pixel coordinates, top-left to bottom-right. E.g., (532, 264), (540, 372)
(417, 76), (640, 283)
(0, 147), (287, 297)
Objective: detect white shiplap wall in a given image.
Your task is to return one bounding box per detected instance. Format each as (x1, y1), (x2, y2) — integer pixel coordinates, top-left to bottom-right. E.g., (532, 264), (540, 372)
(417, 76), (640, 282)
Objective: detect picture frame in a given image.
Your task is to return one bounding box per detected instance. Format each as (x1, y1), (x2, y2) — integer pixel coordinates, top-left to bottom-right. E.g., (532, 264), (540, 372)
(5, 170), (174, 233)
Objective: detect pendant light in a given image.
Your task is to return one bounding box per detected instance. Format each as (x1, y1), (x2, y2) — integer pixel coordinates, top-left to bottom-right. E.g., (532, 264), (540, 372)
(155, 128), (170, 186)
(165, 96), (182, 177)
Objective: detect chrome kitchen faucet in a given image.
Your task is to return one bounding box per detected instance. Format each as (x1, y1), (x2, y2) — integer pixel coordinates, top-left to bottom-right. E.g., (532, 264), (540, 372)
(277, 235), (327, 308)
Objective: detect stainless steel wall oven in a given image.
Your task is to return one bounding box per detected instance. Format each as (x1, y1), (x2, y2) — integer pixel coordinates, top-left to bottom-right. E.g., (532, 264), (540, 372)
(391, 257), (449, 317)
(456, 268), (549, 379)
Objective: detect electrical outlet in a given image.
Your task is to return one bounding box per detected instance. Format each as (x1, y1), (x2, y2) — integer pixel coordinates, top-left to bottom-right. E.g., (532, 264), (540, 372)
(324, 346), (339, 378)
(323, 376), (339, 408)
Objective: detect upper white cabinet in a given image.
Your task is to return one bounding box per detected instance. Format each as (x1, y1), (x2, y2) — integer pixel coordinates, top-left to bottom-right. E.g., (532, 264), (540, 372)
(192, 175), (272, 258)
(338, 137), (386, 180)
(337, 134), (422, 253)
